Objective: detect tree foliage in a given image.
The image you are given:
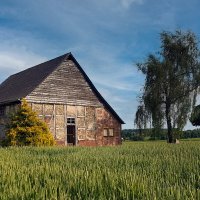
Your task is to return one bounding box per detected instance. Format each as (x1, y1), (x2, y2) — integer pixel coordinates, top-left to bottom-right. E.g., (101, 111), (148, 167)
(121, 128), (200, 141)
(4, 99), (55, 146)
(134, 104), (148, 135)
(190, 105), (200, 126)
(135, 30), (200, 143)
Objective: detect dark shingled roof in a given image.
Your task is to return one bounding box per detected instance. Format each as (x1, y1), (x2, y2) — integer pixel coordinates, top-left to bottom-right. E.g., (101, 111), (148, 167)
(0, 53), (69, 104)
(0, 52), (124, 124)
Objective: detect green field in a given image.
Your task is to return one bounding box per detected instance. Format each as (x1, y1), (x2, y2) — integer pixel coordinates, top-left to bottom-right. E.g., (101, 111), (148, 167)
(0, 141), (200, 200)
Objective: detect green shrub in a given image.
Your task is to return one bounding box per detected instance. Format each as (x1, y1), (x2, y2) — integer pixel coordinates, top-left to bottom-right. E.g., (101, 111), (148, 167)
(3, 99), (55, 146)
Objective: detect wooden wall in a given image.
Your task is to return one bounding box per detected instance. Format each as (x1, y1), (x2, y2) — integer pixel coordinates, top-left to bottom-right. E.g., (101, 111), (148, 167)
(0, 103), (20, 139)
(0, 102), (121, 146)
(26, 59), (102, 106)
(30, 103), (121, 146)
(25, 56), (122, 146)
(0, 57), (122, 146)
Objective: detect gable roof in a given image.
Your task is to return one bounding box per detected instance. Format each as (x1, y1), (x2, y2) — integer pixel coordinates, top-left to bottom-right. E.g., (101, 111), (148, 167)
(0, 53), (124, 124)
(0, 53), (70, 104)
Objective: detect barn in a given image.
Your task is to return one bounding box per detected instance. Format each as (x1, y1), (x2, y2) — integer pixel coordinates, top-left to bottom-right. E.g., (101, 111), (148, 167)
(0, 53), (124, 146)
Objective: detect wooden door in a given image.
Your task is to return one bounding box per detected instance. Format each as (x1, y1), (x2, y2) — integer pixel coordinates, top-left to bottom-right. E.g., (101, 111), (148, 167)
(67, 125), (76, 145)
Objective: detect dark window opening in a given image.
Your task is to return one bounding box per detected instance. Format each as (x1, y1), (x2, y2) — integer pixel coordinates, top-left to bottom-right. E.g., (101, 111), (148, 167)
(67, 125), (76, 145)
(67, 118), (76, 145)
(67, 117), (75, 124)
(0, 106), (5, 116)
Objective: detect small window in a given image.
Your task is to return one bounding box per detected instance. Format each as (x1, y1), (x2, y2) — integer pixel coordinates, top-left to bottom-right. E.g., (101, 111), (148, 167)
(0, 106), (5, 116)
(109, 129), (114, 136)
(67, 117), (75, 124)
(104, 129), (108, 136)
(103, 128), (114, 137)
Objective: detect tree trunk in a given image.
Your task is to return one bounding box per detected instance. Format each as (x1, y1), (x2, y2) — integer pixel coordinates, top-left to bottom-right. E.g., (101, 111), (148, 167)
(166, 103), (175, 143)
(167, 118), (174, 143)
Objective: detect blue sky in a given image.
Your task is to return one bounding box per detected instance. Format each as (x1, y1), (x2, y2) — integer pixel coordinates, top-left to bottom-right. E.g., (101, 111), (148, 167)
(0, 0), (200, 129)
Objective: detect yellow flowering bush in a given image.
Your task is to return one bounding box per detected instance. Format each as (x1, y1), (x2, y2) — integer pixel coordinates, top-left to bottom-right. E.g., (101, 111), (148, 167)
(4, 99), (55, 146)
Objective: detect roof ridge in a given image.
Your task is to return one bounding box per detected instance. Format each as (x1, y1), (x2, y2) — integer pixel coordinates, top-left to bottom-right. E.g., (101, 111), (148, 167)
(21, 53), (71, 97)
(0, 52), (124, 124)
(0, 52), (71, 104)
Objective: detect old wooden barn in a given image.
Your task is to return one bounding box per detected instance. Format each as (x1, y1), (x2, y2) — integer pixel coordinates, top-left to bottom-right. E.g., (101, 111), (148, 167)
(0, 53), (124, 146)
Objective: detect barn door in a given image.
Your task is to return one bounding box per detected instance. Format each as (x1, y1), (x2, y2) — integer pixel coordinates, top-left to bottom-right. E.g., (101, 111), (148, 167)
(67, 118), (76, 145)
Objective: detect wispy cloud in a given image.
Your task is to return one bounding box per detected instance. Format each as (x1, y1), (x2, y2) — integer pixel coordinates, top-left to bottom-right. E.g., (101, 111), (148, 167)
(0, 28), (46, 82)
(0, 0), (200, 129)
(0, 51), (45, 80)
(120, 0), (144, 8)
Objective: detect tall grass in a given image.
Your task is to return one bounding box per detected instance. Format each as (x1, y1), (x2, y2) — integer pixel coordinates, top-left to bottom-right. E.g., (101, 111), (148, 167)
(0, 141), (200, 199)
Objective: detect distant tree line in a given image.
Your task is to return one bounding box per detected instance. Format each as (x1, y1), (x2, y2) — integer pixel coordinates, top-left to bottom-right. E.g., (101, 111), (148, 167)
(121, 129), (200, 141)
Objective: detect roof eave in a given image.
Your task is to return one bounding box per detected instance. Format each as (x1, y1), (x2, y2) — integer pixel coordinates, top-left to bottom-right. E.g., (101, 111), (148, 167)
(0, 99), (21, 106)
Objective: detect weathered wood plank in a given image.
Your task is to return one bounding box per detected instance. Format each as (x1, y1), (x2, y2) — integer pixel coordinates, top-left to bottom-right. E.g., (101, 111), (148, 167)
(26, 60), (102, 107)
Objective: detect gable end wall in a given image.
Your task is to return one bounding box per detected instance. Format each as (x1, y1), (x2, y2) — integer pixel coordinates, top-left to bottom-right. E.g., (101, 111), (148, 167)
(26, 59), (102, 107)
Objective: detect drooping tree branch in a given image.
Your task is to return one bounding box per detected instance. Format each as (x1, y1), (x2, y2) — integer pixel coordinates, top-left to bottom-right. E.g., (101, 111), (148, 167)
(135, 30), (200, 143)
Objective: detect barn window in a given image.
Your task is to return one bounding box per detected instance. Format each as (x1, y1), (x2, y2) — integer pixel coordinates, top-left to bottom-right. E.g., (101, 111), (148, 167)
(103, 129), (108, 136)
(0, 106), (5, 116)
(103, 128), (114, 137)
(67, 117), (75, 124)
(109, 129), (114, 136)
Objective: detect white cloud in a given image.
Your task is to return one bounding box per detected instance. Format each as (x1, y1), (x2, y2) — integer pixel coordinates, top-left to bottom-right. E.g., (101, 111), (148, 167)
(0, 51), (45, 72)
(0, 50), (46, 85)
(120, 0), (144, 8)
(0, 28), (46, 83)
(1, 0), (196, 130)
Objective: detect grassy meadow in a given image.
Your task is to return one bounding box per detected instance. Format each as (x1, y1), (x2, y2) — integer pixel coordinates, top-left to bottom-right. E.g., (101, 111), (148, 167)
(0, 141), (200, 200)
